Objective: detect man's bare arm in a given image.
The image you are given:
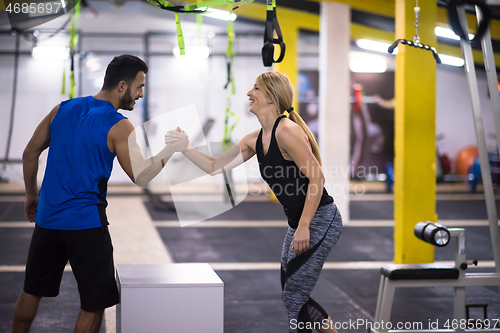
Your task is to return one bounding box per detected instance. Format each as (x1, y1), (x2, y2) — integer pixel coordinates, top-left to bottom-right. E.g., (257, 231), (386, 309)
(110, 119), (188, 187)
(23, 104), (59, 221)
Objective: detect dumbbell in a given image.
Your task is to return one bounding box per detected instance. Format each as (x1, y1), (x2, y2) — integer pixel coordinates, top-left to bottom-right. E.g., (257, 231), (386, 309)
(414, 221), (450, 247)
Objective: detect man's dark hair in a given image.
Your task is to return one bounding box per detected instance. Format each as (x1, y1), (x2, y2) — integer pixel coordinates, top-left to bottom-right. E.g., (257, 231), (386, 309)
(102, 54), (148, 90)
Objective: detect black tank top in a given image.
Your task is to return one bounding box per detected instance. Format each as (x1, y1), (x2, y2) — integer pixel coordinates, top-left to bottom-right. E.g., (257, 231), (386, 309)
(256, 116), (333, 228)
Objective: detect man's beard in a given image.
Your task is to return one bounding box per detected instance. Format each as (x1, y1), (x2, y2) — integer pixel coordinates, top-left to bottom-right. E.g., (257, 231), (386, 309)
(119, 87), (134, 111)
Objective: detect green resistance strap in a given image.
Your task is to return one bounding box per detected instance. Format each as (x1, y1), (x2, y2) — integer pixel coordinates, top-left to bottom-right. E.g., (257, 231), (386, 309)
(68, 0), (80, 99)
(69, 0), (79, 51)
(223, 98), (239, 144)
(224, 15), (235, 94)
(197, 0), (203, 42)
(61, 66), (66, 95)
(223, 8), (238, 145)
(175, 12), (185, 55)
(69, 57), (75, 99)
(146, 0), (253, 56)
(145, 0), (185, 54)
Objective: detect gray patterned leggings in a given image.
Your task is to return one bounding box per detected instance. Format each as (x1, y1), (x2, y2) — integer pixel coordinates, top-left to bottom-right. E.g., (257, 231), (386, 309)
(281, 203), (342, 333)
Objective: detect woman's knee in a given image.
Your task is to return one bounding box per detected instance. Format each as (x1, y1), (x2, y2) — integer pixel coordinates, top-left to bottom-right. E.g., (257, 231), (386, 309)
(281, 289), (295, 310)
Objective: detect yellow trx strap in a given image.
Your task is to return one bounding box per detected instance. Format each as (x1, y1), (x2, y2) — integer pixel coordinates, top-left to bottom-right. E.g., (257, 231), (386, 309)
(223, 13), (238, 144)
(197, 0), (203, 42)
(61, 66), (66, 95)
(175, 12), (185, 55)
(147, 0), (253, 57)
(223, 99), (239, 143)
(225, 15), (235, 94)
(68, 0), (79, 99)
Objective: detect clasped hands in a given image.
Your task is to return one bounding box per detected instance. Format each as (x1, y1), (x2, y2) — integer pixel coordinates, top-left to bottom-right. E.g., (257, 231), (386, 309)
(165, 127), (189, 152)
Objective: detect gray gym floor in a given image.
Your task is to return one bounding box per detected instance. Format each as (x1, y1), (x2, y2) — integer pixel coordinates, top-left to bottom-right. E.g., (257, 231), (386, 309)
(0, 182), (499, 332)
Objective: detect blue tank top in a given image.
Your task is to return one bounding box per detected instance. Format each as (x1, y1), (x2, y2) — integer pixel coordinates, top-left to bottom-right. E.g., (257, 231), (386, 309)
(36, 96), (127, 230)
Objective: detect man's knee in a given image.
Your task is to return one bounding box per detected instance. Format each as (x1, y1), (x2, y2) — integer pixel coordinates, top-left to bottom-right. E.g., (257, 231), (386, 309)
(79, 307), (105, 320)
(74, 308), (105, 333)
(21, 291), (42, 300)
(16, 291), (42, 311)
(13, 292), (42, 331)
(81, 308), (105, 315)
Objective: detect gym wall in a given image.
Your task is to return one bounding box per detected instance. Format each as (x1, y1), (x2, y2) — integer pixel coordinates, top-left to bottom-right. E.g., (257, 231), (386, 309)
(0, 2), (497, 185)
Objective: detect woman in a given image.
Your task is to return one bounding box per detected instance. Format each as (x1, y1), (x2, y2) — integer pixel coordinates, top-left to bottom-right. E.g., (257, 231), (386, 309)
(168, 71), (342, 333)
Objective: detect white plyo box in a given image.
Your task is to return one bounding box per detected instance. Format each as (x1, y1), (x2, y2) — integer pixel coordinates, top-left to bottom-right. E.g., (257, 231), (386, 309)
(116, 263), (224, 333)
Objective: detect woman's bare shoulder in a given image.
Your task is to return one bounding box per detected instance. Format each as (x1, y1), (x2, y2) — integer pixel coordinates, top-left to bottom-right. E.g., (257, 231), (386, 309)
(275, 118), (307, 142)
(242, 128), (261, 142)
(238, 128), (261, 152)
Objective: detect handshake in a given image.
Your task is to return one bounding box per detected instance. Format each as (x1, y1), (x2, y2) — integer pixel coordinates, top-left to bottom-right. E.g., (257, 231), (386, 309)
(165, 127), (190, 152)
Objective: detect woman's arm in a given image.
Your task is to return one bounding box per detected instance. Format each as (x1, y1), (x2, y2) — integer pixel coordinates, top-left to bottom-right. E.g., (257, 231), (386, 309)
(276, 121), (325, 255)
(177, 129), (259, 175)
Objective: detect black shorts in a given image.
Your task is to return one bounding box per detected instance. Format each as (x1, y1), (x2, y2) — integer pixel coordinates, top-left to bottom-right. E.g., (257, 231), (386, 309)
(24, 224), (119, 312)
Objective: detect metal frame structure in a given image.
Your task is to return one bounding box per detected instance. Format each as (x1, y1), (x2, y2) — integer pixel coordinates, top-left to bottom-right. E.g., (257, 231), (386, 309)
(458, 4), (500, 273)
(374, 3), (500, 332)
(374, 227), (500, 333)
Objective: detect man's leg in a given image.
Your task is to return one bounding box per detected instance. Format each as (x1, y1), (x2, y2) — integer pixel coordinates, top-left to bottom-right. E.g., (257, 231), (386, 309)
(12, 291), (42, 333)
(68, 226), (119, 333)
(20, 225), (67, 333)
(74, 308), (104, 333)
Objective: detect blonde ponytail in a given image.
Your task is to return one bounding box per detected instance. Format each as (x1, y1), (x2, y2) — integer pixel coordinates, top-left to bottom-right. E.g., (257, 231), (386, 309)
(256, 71), (323, 166)
(288, 110), (322, 165)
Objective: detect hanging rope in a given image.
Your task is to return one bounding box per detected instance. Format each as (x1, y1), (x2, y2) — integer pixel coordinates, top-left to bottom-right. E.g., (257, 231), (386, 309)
(2, 31), (20, 174)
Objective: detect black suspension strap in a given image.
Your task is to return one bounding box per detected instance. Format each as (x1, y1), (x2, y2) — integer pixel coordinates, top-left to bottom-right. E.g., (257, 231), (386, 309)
(261, 0), (285, 67)
(447, 0), (491, 43)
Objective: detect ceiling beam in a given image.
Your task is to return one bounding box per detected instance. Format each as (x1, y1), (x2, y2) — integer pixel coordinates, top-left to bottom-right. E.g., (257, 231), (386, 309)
(310, 0), (395, 18)
(3, 0), (497, 67)
(225, 2), (320, 31)
(312, 0), (500, 41)
(227, 0), (500, 68)
(352, 22), (500, 67)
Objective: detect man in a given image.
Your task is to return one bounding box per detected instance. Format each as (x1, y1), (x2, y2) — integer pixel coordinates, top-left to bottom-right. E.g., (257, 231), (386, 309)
(13, 54), (188, 333)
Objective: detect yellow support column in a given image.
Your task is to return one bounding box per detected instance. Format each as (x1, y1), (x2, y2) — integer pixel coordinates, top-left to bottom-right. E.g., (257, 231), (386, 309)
(394, 0), (437, 263)
(273, 19), (299, 112)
